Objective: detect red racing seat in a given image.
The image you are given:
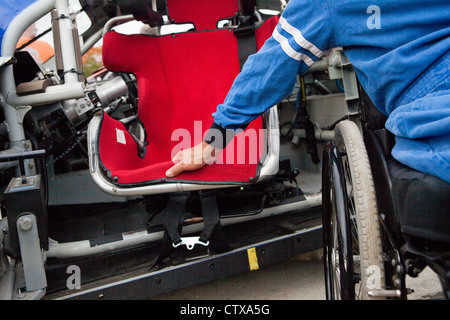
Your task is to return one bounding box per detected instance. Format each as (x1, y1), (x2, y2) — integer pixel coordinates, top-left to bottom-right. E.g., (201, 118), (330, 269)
(88, 0), (280, 195)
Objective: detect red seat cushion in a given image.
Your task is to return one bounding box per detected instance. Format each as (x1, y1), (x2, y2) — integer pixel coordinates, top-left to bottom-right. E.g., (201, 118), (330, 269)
(98, 17), (279, 185)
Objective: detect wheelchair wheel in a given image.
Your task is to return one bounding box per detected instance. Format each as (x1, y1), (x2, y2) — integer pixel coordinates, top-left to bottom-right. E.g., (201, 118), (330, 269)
(322, 120), (385, 300)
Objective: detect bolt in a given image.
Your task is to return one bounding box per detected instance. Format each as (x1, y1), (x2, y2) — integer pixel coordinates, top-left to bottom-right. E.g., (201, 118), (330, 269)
(412, 267), (421, 276)
(18, 217), (33, 231)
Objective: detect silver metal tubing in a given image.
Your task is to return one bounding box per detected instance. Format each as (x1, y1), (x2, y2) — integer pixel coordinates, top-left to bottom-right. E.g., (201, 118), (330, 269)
(0, 147), (29, 171)
(258, 106), (280, 181)
(0, 0), (86, 107)
(87, 107), (280, 196)
(0, 97), (26, 142)
(55, 0), (79, 85)
(1, 0), (54, 102)
(0, 0), (54, 143)
(81, 28), (103, 56)
(6, 83), (85, 107)
(46, 193), (322, 259)
(368, 289), (402, 298)
(291, 128), (335, 142)
(307, 59), (328, 73)
(103, 15), (135, 35)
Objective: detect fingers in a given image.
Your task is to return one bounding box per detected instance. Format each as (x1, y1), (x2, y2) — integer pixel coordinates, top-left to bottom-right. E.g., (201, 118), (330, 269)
(172, 150), (182, 163)
(166, 162), (184, 178)
(166, 143), (212, 178)
(167, 150), (188, 178)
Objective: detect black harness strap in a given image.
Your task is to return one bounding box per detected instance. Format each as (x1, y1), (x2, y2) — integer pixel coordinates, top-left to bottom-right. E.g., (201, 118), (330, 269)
(151, 191), (230, 269)
(295, 77), (320, 164)
(151, 193), (189, 268)
(234, 24), (257, 71)
(199, 190), (230, 254)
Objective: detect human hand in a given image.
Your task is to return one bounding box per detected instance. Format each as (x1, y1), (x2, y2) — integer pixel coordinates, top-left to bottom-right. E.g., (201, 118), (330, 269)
(165, 141), (220, 178)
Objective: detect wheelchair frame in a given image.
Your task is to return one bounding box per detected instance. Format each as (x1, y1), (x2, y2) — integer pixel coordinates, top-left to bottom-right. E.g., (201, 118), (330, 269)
(321, 90), (450, 300)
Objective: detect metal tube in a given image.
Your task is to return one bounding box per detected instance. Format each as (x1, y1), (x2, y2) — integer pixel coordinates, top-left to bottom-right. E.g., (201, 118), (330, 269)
(81, 28), (103, 56)
(307, 59), (328, 73)
(55, 0), (79, 84)
(292, 128), (335, 142)
(0, 0), (55, 143)
(368, 289), (402, 298)
(0, 0), (55, 98)
(0, 98), (26, 142)
(0, 0), (86, 107)
(6, 83), (85, 107)
(103, 15), (134, 35)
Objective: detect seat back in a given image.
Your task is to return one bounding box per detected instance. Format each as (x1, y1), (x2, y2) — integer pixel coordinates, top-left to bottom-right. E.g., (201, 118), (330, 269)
(103, 29), (244, 165)
(166, 0), (239, 30)
(99, 1), (279, 184)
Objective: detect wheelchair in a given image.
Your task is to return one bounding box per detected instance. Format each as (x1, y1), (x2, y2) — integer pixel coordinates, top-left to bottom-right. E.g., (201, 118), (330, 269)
(321, 86), (450, 300)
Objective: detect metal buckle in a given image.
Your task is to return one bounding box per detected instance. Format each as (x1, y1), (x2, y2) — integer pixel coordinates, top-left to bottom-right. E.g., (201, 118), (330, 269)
(172, 237), (209, 250)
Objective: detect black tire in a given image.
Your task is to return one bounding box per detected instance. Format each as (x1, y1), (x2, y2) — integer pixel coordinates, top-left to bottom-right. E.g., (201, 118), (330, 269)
(322, 120), (385, 300)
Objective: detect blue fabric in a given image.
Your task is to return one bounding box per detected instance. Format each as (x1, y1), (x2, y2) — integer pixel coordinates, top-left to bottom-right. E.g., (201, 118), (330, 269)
(212, 0), (450, 183)
(386, 65), (450, 183)
(0, 0), (38, 55)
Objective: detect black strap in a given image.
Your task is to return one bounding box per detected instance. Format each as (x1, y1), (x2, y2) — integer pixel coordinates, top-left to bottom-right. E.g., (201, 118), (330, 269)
(199, 191), (230, 254)
(234, 25), (257, 70)
(151, 193), (189, 268)
(295, 77), (319, 164)
(298, 118), (320, 164)
(151, 191), (230, 270)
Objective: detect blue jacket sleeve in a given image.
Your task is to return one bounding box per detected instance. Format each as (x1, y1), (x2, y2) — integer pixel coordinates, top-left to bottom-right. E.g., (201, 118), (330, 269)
(205, 0), (335, 148)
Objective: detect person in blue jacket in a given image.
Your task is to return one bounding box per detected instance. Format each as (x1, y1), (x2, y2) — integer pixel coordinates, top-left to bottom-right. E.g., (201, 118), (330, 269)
(166, 0), (450, 184)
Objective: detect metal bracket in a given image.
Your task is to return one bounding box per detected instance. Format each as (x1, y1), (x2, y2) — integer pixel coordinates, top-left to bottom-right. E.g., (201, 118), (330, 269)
(172, 237), (209, 251)
(16, 214), (47, 293)
(328, 48), (359, 104)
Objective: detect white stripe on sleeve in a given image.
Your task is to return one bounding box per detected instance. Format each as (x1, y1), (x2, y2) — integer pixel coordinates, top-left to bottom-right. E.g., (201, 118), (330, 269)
(272, 27), (315, 66)
(279, 16), (323, 58)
